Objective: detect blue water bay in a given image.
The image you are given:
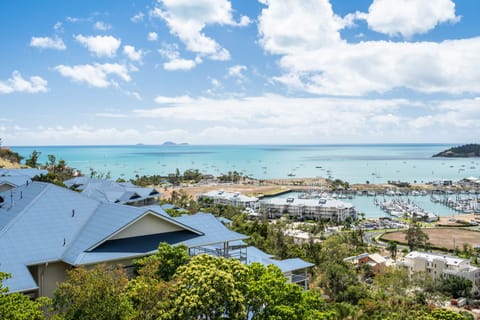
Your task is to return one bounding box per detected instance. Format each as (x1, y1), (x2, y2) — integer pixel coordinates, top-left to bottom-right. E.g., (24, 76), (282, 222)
(11, 144), (479, 184)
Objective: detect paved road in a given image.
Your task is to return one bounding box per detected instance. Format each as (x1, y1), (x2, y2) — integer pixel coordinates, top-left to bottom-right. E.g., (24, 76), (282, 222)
(363, 231), (386, 247)
(363, 230), (409, 252)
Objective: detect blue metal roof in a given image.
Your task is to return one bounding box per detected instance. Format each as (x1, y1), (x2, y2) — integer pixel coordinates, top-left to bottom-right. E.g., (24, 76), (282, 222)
(0, 181), (311, 293)
(0, 175), (31, 188)
(246, 246), (314, 273)
(141, 205), (172, 217)
(0, 182), (101, 292)
(174, 213), (249, 247)
(0, 168), (48, 178)
(0, 182), (247, 292)
(64, 177), (161, 204)
(216, 216), (232, 224)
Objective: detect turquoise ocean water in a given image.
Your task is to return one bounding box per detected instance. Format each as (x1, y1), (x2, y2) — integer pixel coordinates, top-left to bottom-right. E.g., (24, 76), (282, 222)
(9, 144), (479, 218)
(11, 144), (479, 184)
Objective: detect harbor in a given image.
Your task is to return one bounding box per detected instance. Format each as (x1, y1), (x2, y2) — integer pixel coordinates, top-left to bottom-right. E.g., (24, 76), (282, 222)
(268, 188), (479, 220)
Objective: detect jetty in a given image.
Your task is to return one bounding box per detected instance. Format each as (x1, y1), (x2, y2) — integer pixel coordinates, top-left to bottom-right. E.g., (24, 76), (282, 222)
(376, 197), (438, 222)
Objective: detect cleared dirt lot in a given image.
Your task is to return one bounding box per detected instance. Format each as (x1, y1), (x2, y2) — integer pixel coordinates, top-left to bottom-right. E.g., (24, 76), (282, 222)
(160, 177), (329, 199)
(381, 228), (480, 250)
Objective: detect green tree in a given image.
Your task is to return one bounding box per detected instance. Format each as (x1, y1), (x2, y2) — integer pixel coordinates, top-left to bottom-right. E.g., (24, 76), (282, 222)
(170, 254), (248, 320)
(52, 264), (133, 320)
(373, 267), (411, 296)
(127, 274), (174, 320)
(321, 261), (367, 303)
(387, 241), (398, 261)
(134, 242), (190, 281)
(404, 221), (429, 251)
(88, 168), (111, 179)
(25, 150), (41, 168)
(437, 275), (472, 299)
(47, 154), (56, 170)
(431, 308), (472, 320)
(245, 263), (336, 319)
(0, 272), (46, 320)
(166, 189), (200, 213)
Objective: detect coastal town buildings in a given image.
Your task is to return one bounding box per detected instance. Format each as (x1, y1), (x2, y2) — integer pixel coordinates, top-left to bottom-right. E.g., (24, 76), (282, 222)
(0, 170), (312, 297)
(198, 190), (259, 209)
(199, 189), (358, 222)
(400, 251), (480, 296)
(344, 253), (388, 274)
(260, 197), (357, 222)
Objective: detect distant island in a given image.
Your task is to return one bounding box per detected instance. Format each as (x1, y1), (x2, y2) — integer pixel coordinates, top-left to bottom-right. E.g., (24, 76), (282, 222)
(162, 141), (189, 146)
(433, 143), (480, 157)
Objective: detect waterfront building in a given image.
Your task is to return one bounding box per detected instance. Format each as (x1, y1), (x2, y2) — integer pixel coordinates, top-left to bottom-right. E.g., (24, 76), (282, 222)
(198, 190), (259, 209)
(260, 197), (357, 222)
(0, 182), (311, 297)
(400, 251), (480, 296)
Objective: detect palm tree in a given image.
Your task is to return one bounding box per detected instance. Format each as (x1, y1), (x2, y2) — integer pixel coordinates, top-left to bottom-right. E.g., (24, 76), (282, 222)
(387, 241), (398, 261)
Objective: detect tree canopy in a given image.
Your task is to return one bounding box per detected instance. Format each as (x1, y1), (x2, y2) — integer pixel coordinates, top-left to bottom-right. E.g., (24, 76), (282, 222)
(0, 272), (46, 320)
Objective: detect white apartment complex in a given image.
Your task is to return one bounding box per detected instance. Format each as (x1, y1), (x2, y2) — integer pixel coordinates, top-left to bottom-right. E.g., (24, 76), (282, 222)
(400, 251), (480, 295)
(261, 197), (357, 222)
(199, 190), (259, 209)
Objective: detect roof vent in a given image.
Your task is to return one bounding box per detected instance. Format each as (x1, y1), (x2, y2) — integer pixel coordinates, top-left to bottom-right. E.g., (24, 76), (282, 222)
(72, 209), (75, 217)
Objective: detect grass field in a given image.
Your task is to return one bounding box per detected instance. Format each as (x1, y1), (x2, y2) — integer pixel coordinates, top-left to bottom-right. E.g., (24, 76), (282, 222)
(381, 228), (480, 250)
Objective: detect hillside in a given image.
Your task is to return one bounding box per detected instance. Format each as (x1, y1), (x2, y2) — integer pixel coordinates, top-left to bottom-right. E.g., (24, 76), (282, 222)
(433, 143), (480, 157)
(0, 148), (23, 168)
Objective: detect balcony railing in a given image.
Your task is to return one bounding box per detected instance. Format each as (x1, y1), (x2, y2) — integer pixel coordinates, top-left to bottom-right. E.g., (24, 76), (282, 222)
(189, 245), (247, 262)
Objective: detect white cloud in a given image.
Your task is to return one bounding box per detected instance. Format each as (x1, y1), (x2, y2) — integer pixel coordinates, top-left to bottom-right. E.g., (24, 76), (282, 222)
(137, 95), (404, 125)
(55, 63), (131, 88)
(66, 16), (81, 23)
(148, 32), (158, 41)
(126, 91), (142, 100)
(75, 34), (121, 57)
(30, 36), (66, 50)
(129, 95), (479, 143)
(3, 96), (480, 145)
(258, 0), (480, 96)
(258, 0), (345, 55)
(356, 0), (460, 38)
(131, 12), (145, 23)
(211, 78), (221, 88)
(228, 65), (247, 79)
(159, 44), (198, 70)
(123, 45), (144, 62)
(53, 22), (63, 30)
(94, 21), (112, 31)
(238, 15), (251, 27)
(276, 38), (480, 95)
(95, 113), (129, 118)
(154, 95), (193, 104)
(151, 0), (249, 61)
(164, 58), (197, 71)
(0, 71), (48, 94)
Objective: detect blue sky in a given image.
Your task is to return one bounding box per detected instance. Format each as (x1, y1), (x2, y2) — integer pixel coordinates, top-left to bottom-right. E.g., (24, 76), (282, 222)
(1, 0), (479, 145)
